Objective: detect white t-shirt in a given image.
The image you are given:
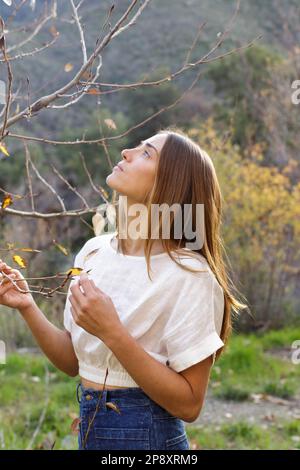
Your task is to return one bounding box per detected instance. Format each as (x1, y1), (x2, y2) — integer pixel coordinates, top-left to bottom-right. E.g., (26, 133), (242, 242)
(64, 231), (225, 387)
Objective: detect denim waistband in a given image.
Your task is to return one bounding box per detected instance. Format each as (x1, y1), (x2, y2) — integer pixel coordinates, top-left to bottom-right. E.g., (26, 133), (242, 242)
(76, 382), (184, 422)
(76, 382), (151, 406)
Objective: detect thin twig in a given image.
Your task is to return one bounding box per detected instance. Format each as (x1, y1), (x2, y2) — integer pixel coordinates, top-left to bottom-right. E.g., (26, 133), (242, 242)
(82, 367), (109, 449)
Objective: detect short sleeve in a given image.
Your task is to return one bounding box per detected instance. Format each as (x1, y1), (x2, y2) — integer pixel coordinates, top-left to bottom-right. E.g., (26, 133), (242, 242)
(163, 270), (225, 372)
(63, 237), (98, 332)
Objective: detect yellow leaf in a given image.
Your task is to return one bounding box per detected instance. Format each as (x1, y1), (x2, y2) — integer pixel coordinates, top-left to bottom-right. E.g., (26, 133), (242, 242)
(12, 255), (27, 268)
(65, 267), (84, 276)
(1, 194), (13, 209)
(64, 63), (74, 72)
(52, 240), (69, 256)
(20, 247), (42, 253)
(0, 143), (9, 157)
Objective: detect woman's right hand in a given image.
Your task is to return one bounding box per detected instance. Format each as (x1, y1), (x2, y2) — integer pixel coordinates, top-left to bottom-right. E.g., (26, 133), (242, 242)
(0, 260), (35, 312)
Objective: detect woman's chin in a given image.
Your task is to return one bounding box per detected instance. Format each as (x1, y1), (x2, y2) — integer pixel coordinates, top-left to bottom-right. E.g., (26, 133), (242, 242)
(106, 174), (116, 187)
(106, 174), (125, 193)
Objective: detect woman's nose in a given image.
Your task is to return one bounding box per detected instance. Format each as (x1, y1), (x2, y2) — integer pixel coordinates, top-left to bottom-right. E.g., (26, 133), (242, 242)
(121, 149), (129, 159)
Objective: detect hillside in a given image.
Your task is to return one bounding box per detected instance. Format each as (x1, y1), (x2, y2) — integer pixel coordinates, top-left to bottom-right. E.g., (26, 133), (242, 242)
(0, 0), (297, 137)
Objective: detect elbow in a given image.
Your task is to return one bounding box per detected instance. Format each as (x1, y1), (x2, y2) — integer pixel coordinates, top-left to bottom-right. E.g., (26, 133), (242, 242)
(68, 369), (79, 378)
(184, 410), (201, 423)
(67, 364), (79, 377)
(182, 399), (204, 423)
(166, 397), (203, 423)
(183, 407), (202, 423)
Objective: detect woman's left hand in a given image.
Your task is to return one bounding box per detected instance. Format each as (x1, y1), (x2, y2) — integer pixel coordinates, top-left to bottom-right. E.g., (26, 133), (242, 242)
(69, 272), (123, 343)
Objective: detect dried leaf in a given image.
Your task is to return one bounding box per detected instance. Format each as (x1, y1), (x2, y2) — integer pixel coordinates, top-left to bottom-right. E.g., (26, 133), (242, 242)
(52, 239), (69, 256)
(106, 402), (121, 414)
(64, 63), (74, 72)
(98, 187), (109, 200)
(86, 88), (101, 95)
(81, 70), (92, 80)
(12, 254), (27, 268)
(104, 118), (117, 130)
(70, 417), (82, 435)
(49, 25), (59, 37)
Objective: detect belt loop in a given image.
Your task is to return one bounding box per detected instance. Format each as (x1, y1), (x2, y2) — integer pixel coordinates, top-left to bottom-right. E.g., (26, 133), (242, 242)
(76, 382), (82, 404)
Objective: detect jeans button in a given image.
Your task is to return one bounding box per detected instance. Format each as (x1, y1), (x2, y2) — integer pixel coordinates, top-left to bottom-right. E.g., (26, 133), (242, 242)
(86, 394), (92, 400)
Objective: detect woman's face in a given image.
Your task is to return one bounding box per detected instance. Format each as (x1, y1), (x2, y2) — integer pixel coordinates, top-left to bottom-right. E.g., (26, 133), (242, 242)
(106, 133), (167, 202)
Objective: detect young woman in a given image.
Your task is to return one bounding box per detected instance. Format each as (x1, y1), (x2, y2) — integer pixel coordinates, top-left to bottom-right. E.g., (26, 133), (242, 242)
(0, 128), (246, 450)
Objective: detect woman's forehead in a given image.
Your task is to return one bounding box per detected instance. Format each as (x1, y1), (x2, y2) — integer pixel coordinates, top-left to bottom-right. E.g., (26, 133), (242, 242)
(146, 133), (168, 152)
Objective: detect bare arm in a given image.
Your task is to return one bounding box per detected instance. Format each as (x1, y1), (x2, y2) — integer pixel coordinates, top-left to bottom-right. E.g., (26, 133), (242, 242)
(0, 259), (78, 377)
(19, 302), (79, 377)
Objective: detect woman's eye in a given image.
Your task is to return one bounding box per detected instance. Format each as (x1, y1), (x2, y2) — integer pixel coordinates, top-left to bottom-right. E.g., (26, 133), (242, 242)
(143, 150), (151, 158)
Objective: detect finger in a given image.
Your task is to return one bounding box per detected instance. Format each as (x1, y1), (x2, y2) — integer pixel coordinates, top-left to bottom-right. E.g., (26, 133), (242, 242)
(70, 282), (86, 307)
(0, 276), (16, 295)
(0, 273), (16, 285)
(0, 263), (13, 272)
(0, 265), (21, 283)
(78, 273), (97, 296)
(89, 279), (102, 294)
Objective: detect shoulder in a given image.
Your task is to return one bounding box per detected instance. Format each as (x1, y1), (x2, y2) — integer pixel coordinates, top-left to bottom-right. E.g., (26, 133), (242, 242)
(169, 250), (212, 282)
(171, 251), (224, 306)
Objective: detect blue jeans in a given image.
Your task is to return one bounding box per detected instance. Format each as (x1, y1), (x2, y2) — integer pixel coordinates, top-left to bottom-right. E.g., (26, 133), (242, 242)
(76, 382), (190, 450)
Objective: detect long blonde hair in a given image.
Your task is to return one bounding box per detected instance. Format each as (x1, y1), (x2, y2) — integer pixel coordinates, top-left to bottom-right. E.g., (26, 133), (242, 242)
(113, 127), (248, 362)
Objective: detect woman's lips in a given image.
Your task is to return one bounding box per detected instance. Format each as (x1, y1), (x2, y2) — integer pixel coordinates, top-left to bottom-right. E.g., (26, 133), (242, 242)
(113, 166), (122, 172)
(113, 164), (124, 172)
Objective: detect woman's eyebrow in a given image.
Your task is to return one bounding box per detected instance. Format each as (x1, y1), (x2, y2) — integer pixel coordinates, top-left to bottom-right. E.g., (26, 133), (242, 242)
(140, 140), (159, 157)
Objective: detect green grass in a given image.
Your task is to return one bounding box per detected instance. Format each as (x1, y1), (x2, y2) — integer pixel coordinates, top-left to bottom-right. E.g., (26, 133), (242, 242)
(188, 420), (300, 450)
(0, 354), (80, 450)
(1, 327), (300, 449)
(210, 327), (300, 401)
